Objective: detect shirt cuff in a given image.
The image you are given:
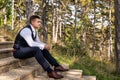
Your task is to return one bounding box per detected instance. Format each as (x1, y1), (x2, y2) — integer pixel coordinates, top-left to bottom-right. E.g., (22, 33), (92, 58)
(39, 42), (46, 50)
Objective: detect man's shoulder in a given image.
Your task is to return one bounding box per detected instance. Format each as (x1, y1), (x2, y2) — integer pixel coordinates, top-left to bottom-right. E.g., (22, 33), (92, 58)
(20, 25), (31, 31)
(20, 25), (31, 35)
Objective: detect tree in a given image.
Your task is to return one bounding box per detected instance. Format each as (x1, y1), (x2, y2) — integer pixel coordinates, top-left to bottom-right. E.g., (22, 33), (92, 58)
(93, 0), (96, 57)
(74, 0), (77, 46)
(115, 0), (120, 73)
(51, 0), (56, 43)
(26, 0), (34, 24)
(42, 0), (48, 42)
(0, 0), (8, 10)
(107, 0), (112, 61)
(11, 0), (14, 30)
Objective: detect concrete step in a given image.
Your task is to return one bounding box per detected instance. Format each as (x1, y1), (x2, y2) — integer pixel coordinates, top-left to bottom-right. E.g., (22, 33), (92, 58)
(81, 76), (96, 80)
(0, 57), (44, 74)
(0, 48), (13, 59)
(0, 36), (8, 42)
(0, 65), (41, 80)
(34, 75), (96, 80)
(61, 69), (83, 80)
(0, 57), (20, 74)
(0, 41), (13, 49)
(35, 69), (83, 80)
(34, 76), (53, 80)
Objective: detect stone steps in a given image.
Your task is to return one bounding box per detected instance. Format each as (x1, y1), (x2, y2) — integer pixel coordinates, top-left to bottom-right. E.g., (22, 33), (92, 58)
(0, 65), (41, 80)
(34, 76), (96, 80)
(0, 41), (13, 49)
(0, 41), (96, 80)
(34, 69), (83, 80)
(81, 76), (96, 80)
(0, 56), (44, 75)
(34, 72), (96, 80)
(0, 57), (20, 74)
(0, 36), (8, 42)
(0, 48), (13, 59)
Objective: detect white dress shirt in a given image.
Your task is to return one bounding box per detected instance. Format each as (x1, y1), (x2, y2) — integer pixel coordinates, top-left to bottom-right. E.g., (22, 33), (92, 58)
(20, 25), (46, 50)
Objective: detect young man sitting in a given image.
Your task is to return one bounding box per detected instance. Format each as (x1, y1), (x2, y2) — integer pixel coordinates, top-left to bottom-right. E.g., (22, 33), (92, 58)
(13, 15), (68, 79)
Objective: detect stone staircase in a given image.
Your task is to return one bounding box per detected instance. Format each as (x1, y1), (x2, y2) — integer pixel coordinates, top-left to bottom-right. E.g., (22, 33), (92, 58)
(0, 41), (96, 80)
(0, 36), (8, 42)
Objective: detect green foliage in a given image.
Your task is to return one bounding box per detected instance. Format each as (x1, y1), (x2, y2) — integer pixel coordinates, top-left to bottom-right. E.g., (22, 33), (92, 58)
(0, 0), (8, 10)
(6, 1), (12, 20)
(51, 45), (120, 80)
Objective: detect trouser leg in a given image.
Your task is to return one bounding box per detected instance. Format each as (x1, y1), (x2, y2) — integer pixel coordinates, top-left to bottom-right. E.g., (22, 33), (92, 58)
(42, 49), (60, 67)
(13, 47), (51, 70)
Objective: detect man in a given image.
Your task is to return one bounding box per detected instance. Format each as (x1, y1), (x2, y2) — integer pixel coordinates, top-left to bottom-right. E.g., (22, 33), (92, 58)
(13, 15), (68, 79)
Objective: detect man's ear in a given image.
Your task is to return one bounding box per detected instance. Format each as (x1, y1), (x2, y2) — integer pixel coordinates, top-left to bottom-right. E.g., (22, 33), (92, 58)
(31, 19), (36, 24)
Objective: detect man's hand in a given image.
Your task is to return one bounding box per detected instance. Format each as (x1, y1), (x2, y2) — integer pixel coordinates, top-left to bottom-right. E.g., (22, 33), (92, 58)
(44, 44), (51, 50)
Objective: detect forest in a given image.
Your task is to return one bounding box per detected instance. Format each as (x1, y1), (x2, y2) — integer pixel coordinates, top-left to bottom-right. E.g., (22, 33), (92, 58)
(0, 0), (120, 80)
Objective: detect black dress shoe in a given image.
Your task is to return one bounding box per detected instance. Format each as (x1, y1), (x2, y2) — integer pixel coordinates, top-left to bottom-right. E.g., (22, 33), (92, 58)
(48, 71), (64, 79)
(54, 65), (69, 72)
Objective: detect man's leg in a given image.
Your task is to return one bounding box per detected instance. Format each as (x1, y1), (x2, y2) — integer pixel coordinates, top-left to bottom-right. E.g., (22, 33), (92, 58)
(41, 49), (69, 72)
(13, 47), (52, 72)
(13, 47), (64, 79)
(41, 49), (60, 67)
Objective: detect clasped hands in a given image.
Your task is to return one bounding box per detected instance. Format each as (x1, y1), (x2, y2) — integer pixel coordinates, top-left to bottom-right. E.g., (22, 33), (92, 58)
(44, 44), (51, 50)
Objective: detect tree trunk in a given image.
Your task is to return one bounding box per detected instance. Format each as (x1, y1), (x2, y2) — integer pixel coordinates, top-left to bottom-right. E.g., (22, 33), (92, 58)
(115, 0), (120, 73)
(26, 0), (34, 24)
(59, 15), (62, 39)
(3, 8), (7, 27)
(52, 0), (56, 43)
(108, 0), (112, 61)
(11, 0), (14, 30)
(100, 16), (104, 60)
(55, 6), (59, 43)
(93, 0), (96, 57)
(74, 0), (77, 45)
(42, 0), (48, 42)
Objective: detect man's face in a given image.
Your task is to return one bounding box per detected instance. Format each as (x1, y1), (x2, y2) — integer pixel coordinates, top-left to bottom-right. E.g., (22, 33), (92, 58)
(31, 18), (41, 29)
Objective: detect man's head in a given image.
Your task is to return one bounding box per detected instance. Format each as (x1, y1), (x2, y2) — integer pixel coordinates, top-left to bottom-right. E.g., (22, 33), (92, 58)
(29, 15), (41, 29)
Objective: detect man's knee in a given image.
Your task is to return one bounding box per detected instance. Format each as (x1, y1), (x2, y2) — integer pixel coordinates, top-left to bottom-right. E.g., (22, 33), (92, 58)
(32, 47), (40, 52)
(42, 49), (51, 55)
(42, 49), (49, 52)
(31, 47), (44, 57)
(32, 47), (40, 50)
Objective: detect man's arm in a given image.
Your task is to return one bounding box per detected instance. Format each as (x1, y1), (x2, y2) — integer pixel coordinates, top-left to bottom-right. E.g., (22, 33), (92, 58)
(20, 28), (46, 50)
(35, 32), (51, 50)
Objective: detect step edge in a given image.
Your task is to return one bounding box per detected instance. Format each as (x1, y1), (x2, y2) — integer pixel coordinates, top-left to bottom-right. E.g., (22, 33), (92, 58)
(0, 41), (13, 45)
(0, 48), (14, 53)
(0, 57), (19, 67)
(0, 65), (40, 80)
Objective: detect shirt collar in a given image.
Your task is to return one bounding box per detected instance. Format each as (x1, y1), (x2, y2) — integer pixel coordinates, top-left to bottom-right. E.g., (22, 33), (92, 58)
(30, 24), (36, 32)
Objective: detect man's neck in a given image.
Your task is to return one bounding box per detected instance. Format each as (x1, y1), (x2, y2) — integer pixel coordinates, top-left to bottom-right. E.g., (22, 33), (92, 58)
(30, 24), (36, 32)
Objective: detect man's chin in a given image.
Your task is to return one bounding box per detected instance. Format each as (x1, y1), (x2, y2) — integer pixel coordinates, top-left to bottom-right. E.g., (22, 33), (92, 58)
(35, 26), (40, 29)
(37, 27), (40, 29)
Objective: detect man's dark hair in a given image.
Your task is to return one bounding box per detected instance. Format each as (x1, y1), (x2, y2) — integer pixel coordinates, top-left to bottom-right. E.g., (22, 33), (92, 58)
(29, 15), (40, 24)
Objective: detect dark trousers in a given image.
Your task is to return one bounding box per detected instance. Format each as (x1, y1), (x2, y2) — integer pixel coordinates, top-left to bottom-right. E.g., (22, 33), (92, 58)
(13, 47), (59, 70)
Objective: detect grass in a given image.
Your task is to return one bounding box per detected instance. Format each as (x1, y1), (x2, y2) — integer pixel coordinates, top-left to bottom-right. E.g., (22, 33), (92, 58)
(50, 45), (120, 80)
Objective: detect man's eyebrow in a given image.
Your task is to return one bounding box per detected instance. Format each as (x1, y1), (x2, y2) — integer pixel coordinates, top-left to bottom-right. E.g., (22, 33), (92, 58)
(38, 20), (41, 22)
(39, 20), (42, 23)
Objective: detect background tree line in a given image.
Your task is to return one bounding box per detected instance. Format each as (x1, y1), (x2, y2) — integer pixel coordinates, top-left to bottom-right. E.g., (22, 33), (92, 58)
(2, 0), (120, 74)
